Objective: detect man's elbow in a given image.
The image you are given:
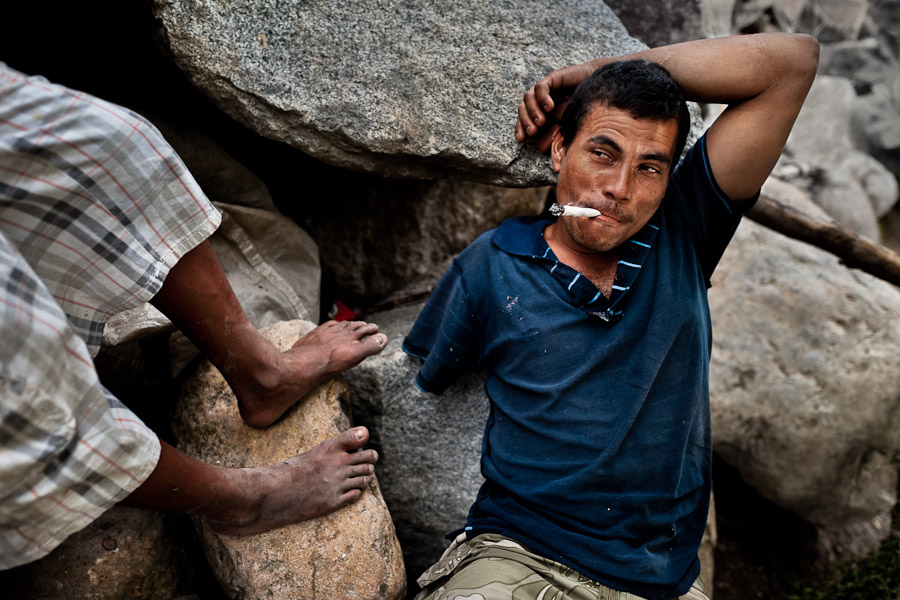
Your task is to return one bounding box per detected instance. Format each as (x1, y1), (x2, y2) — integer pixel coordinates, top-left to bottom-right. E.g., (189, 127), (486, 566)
(790, 33), (820, 85)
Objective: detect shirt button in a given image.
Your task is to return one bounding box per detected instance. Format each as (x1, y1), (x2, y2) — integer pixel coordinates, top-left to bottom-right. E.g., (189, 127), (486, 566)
(614, 273), (624, 282)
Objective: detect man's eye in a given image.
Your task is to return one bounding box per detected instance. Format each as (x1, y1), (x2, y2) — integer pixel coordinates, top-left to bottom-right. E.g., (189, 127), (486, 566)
(592, 150), (611, 160)
(640, 165), (661, 175)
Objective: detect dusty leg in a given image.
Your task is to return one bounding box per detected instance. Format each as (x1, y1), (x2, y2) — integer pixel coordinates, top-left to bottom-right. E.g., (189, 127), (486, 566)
(151, 241), (387, 427)
(123, 427), (378, 532)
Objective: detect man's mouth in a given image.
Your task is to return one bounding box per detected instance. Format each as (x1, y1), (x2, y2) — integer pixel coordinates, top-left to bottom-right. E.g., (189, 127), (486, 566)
(577, 202), (629, 223)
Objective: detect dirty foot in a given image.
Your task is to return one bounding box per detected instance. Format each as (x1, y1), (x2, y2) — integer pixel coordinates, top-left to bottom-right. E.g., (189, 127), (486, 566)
(207, 427), (378, 535)
(229, 320), (388, 428)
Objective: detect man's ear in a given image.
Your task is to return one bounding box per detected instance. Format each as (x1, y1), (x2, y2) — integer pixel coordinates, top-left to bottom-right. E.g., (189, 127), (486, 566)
(550, 129), (565, 173)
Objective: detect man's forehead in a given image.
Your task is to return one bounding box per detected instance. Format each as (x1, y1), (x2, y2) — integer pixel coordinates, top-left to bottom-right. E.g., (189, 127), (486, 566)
(577, 103), (679, 158)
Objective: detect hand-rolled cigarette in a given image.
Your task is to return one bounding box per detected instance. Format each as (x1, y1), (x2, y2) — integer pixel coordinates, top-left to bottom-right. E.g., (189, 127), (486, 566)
(549, 203), (602, 218)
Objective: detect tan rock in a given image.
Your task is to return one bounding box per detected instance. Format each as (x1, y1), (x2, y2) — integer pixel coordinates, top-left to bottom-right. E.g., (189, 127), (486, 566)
(0, 507), (193, 599)
(174, 319), (406, 600)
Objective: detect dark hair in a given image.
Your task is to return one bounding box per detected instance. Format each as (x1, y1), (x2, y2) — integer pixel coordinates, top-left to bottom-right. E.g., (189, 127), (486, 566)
(558, 60), (690, 162)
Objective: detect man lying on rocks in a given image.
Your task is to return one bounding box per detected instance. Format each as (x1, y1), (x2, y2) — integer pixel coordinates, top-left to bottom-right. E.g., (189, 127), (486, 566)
(403, 33), (819, 600)
(0, 63), (386, 569)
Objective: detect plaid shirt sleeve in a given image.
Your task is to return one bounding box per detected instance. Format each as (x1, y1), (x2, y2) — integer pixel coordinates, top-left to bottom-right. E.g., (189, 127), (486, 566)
(0, 232), (161, 569)
(0, 62), (221, 357)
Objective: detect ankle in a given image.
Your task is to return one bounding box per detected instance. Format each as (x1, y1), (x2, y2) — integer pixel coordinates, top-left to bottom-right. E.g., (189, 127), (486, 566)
(204, 467), (267, 531)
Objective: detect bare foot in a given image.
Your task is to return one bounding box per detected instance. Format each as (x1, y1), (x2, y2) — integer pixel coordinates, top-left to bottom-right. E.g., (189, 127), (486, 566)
(207, 427), (379, 535)
(228, 320), (388, 428)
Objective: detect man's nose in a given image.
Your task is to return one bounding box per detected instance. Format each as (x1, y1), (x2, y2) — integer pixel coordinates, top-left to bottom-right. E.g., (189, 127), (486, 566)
(603, 164), (632, 200)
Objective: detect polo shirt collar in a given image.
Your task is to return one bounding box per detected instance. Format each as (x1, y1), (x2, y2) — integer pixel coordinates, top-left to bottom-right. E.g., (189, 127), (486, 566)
(492, 211), (662, 322)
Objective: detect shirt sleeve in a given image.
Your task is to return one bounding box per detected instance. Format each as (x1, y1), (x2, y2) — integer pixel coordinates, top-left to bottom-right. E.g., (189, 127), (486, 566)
(0, 232), (160, 569)
(669, 134), (760, 283)
(402, 261), (483, 395)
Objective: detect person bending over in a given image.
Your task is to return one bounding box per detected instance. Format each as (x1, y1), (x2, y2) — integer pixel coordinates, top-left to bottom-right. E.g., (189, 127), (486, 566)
(0, 63), (386, 568)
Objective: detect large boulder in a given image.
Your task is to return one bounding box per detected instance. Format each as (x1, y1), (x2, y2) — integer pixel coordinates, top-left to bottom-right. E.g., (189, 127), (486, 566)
(152, 0), (647, 186)
(0, 507), (198, 599)
(174, 320), (406, 600)
(295, 177), (547, 308)
(709, 219), (900, 557)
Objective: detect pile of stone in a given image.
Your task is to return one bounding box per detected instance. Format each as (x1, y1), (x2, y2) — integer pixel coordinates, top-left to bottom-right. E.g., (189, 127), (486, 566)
(2, 0), (899, 598)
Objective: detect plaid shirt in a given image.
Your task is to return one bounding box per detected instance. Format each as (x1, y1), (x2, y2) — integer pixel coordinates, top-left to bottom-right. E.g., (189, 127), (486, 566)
(0, 63), (220, 568)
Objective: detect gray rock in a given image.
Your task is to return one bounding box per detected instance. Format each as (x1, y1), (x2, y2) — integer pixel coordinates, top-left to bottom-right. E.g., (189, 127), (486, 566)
(786, 76), (858, 167)
(760, 176), (834, 223)
(880, 205), (900, 255)
(818, 38), (892, 91)
(841, 149), (898, 217)
(813, 167), (880, 239)
(301, 177), (547, 308)
(853, 75), (900, 180)
(802, 0), (869, 40)
(174, 320), (406, 600)
(604, 0), (735, 48)
(152, 0), (647, 186)
(737, 0), (870, 40)
(867, 0), (900, 60)
(344, 302), (488, 582)
(709, 219), (900, 554)
(149, 116), (279, 212)
(783, 75), (896, 235)
(0, 507), (196, 599)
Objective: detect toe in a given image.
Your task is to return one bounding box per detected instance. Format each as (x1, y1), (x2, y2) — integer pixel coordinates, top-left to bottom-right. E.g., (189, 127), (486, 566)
(348, 463), (376, 478)
(334, 427), (370, 451)
(338, 488), (363, 505)
(349, 448), (378, 465)
(363, 333), (388, 354)
(353, 322), (380, 338)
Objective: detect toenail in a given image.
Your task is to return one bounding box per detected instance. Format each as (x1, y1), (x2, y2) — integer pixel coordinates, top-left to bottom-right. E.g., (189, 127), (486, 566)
(356, 428), (365, 439)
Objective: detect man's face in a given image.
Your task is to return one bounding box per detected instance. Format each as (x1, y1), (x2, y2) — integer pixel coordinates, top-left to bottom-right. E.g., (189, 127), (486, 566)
(551, 103), (679, 254)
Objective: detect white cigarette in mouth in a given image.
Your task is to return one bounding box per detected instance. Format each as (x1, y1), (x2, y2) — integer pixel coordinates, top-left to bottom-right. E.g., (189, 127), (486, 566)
(549, 203), (601, 218)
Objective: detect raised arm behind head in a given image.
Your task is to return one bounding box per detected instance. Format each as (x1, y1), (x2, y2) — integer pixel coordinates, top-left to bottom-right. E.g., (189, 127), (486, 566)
(517, 33), (820, 201)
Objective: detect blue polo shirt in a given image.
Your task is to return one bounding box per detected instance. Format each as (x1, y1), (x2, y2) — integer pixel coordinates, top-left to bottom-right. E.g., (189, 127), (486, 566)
(403, 135), (756, 599)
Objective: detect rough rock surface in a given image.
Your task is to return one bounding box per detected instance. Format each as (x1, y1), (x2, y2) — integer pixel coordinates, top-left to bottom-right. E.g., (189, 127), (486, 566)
(344, 302), (488, 583)
(150, 115), (279, 212)
(152, 0), (647, 186)
(0, 507), (195, 599)
(346, 302), (719, 591)
(709, 220), (900, 555)
(735, 0), (869, 39)
(781, 75), (897, 236)
(604, 0), (735, 47)
(760, 176), (835, 223)
(174, 320), (406, 600)
(295, 177), (547, 308)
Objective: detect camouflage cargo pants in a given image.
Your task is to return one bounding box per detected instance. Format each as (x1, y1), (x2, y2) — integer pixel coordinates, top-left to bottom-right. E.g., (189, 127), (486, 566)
(413, 532), (710, 600)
